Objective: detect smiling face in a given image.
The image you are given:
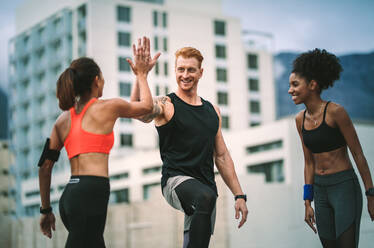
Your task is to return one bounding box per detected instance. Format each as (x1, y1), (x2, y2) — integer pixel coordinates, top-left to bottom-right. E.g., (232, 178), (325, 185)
(175, 56), (203, 92)
(288, 72), (311, 105)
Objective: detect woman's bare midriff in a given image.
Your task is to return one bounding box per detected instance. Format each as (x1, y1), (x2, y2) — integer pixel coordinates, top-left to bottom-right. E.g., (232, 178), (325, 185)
(70, 153), (109, 177)
(313, 146), (353, 175)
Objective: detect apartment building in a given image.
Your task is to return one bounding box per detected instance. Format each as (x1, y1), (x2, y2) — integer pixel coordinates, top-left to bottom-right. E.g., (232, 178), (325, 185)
(9, 0), (275, 215)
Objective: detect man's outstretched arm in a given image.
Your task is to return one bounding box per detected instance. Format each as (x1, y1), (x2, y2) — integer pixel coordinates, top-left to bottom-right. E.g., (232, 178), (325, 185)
(213, 106), (248, 228)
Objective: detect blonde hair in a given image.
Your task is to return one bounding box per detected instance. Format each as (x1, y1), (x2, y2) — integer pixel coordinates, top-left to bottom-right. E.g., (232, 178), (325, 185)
(175, 47), (204, 68)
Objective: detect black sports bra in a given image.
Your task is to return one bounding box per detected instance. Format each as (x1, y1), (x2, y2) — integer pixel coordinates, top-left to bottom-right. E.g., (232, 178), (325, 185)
(302, 101), (346, 153)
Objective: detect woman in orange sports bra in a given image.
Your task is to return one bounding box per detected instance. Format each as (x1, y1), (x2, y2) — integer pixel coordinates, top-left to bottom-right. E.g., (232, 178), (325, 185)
(38, 37), (160, 247)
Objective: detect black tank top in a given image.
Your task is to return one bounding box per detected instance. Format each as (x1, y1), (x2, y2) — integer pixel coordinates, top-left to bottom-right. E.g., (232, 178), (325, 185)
(302, 101), (346, 153)
(156, 93), (219, 194)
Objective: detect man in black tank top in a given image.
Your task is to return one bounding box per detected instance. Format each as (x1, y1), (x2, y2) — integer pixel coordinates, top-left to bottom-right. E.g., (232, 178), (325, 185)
(130, 47), (248, 248)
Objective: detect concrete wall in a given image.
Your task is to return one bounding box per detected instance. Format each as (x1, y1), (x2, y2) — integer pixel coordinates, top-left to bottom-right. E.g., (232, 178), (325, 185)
(5, 177), (228, 248)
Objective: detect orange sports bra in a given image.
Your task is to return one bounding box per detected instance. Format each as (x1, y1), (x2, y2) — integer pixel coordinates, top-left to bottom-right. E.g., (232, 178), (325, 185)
(64, 98), (114, 159)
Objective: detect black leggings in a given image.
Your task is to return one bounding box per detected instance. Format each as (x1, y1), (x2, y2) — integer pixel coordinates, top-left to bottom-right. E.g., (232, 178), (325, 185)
(320, 223), (357, 248)
(174, 179), (217, 248)
(59, 176), (110, 248)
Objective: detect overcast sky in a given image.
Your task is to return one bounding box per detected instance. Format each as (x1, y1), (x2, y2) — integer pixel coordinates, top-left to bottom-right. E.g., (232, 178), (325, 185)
(1, 0), (374, 88)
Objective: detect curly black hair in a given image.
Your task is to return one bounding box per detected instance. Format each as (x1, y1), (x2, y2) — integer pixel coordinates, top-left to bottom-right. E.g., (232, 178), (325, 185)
(292, 48), (343, 92)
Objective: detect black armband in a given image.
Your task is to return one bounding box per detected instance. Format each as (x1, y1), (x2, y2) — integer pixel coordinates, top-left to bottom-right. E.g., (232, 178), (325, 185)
(38, 138), (60, 167)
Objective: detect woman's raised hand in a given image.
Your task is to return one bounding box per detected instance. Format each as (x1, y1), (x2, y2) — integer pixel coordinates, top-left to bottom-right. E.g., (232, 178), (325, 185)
(127, 36), (161, 75)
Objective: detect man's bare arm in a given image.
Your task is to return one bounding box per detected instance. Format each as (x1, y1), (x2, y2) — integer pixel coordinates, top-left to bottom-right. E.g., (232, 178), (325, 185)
(137, 96), (168, 123)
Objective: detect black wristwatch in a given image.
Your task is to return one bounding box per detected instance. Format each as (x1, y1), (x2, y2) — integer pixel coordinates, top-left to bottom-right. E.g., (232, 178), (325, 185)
(235, 194), (247, 202)
(40, 206), (52, 214)
(365, 188), (374, 197)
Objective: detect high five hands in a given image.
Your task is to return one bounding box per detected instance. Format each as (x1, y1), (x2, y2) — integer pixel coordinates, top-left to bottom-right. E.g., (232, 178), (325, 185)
(127, 36), (161, 75)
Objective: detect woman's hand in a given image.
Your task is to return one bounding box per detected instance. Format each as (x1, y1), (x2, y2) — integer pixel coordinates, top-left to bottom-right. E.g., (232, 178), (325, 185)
(127, 37), (160, 76)
(368, 196), (374, 221)
(305, 203), (317, 233)
(40, 212), (56, 239)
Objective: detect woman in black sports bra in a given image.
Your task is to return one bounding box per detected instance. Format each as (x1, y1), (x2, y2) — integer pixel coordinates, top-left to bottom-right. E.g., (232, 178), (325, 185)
(288, 48), (374, 248)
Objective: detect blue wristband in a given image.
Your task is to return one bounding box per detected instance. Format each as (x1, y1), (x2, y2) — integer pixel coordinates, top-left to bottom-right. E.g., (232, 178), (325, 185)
(303, 184), (314, 201)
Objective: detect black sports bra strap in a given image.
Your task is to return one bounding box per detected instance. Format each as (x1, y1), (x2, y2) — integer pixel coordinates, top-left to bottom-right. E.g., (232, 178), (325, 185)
(323, 101), (331, 121)
(302, 110), (306, 129)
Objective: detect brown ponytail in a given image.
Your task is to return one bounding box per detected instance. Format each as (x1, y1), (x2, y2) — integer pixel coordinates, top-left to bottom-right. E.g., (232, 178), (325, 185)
(56, 57), (101, 111)
(56, 68), (75, 110)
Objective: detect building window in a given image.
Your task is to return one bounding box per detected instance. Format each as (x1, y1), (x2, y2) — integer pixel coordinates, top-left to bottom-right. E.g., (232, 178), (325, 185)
(119, 57), (131, 72)
(153, 10), (158, 27)
(143, 182), (160, 200)
(164, 61), (168, 76)
(215, 45), (226, 59)
(119, 82), (131, 97)
(110, 172), (129, 180)
(111, 188), (129, 203)
(25, 190), (40, 198)
(217, 92), (228, 105)
(117, 6), (131, 22)
(165, 86), (169, 94)
(248, 78), (259, 91)
(163, 37), (168, 52)
(155, 62), (159, 75)
(155, 85), (160, 95)
(78, 4), (86, 18)
(143, 166), (161, 175)
(162, 12), (167, 28)
(120, 118), (132, 123)
(120, 133), (133, 147)
(247, 54), (258, 69)
(250, 121), (261, 127)
(246, 140), (283, 154)
(250, 100), (260, 114)
(214, 20), (225, 36)
(154, 36), (159, 50)
(216, 68), (227, 82)
(221, 115), (229, 129)
(118, 32), (131, 47)
(247, 160), (284, 183)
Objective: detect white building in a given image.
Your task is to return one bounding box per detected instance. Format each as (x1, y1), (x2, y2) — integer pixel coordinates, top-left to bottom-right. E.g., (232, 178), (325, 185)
(20, 118), (374, 247)
(0, 140), (16, 216)
(9, 0), (275, 215)
(0, 140), (17, 248)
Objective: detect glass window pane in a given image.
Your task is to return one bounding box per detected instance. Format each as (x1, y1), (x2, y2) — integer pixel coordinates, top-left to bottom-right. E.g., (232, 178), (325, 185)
(250, 100), (260, 113)
(119, 82), (131, 97)
(163, 37), (168, 52)
(119, 57), (131, 71)
(118, 32), (131, 47)
(154, 36), (159, 50)
(155, 62), (159, 75)
(120, 133), (133, 147)
(117, 6), (131, 22)
(214, 20), (225, 36)
(247, 160), (284, 183)
(164, 61), (168, 76)
(153, 10), (158, 27)
(221, 115), (229, 129)
(215, 45), (226, 59)
(217, 92), (228, 105)
(216, 68), (227, 82)
(162, 12), (167, 28)
(248, 78), (259, 91)
(247, 54), (258, 69)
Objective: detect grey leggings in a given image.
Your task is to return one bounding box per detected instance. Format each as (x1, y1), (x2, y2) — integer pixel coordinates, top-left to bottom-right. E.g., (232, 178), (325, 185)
(314, 169), (363, 248)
